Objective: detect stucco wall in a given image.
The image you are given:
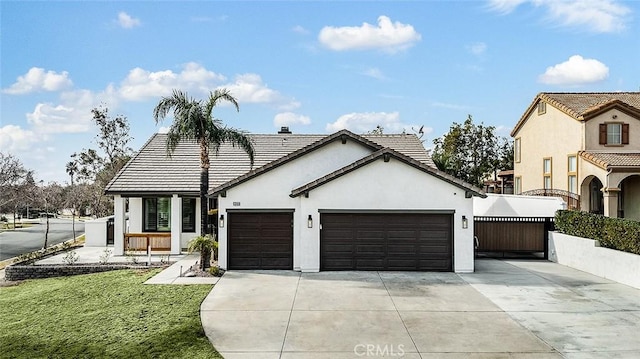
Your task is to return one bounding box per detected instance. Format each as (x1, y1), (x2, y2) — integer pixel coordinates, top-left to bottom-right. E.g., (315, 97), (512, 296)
(584, 109), (640, 151)
(549, 232), (640, 289)
(514, 104), (584, 193)
(85, 218), (107, 247)
(217, 151), (475, 273)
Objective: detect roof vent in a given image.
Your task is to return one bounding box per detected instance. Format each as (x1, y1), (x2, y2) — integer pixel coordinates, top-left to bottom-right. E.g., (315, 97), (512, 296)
(278, 126), (292, 134)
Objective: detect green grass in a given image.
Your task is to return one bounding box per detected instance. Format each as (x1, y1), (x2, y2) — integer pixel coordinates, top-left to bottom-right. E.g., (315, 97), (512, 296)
(0, 269), (221, 359)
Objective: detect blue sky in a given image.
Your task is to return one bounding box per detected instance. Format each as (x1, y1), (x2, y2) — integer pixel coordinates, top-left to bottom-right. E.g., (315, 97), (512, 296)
(2, 1), (639, 183)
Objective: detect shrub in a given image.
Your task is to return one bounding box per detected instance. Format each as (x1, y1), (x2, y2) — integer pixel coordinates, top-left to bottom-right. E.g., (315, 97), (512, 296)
(208, 265), (225, 277)
(555, 210), (640, 255)
(99, 248), (112, 265)
(62, 250), (79, 265)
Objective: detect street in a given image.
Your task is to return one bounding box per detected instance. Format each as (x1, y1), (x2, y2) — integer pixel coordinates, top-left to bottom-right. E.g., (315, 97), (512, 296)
(0, 218), (85, 261)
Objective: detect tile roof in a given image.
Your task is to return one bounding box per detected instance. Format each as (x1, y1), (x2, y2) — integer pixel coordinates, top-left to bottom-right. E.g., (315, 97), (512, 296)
(511, 92), (640, 137)
(290, 148), (486, 198)
(579, 151), (640, 170)
(105, 130), (433, 195)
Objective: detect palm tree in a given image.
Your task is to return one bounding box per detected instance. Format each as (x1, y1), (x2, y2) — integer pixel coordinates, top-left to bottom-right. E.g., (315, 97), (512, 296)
(153, 89), (254, 242)
(65, 161), (78, 242)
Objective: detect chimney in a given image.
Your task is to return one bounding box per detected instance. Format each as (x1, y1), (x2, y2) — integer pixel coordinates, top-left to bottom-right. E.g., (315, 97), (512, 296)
(278, 126), (292, 134)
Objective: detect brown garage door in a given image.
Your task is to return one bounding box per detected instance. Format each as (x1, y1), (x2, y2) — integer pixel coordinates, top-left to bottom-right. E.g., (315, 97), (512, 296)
(321, 213), (453, 271)
(228, 212), (293, 270)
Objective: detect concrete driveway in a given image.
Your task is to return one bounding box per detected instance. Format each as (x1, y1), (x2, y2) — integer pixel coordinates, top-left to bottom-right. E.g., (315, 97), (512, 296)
(200, 259), (640, 358)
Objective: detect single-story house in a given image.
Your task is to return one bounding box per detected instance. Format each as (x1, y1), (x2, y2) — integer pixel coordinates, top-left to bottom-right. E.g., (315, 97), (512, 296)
(105, 129), (485, 272)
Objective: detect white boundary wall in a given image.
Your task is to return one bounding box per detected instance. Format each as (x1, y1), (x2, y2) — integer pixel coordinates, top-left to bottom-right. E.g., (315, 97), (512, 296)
(549, 232), (640, 289)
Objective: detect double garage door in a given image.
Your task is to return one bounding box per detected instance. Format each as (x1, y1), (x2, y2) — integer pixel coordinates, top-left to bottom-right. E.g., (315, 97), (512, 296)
(227, 212), (453, 271)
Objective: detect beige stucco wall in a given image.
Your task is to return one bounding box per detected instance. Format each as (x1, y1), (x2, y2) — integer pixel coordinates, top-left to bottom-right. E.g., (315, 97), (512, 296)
(585, 109), (640, 151)
(513, 103), (584, 192)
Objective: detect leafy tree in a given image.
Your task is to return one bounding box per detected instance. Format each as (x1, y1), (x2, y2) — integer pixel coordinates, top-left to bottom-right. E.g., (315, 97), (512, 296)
(432, 115), (512, 188)
(70, 105), (134, 217)
(153, 89), (254, 269)
(366, 125), (385, 135)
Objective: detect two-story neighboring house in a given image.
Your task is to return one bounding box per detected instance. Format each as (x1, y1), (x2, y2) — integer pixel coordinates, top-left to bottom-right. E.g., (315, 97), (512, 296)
(511, 92), (640, 221)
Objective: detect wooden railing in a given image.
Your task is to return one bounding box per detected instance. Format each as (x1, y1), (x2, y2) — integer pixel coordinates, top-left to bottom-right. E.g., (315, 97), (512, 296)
(521, 189), (580, 210)
(124, 233), (171, 253)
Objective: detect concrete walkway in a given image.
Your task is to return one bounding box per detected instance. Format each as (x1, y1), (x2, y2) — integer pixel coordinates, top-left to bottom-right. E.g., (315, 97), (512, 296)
(200, 259), (640, 358)
(32, 246), (218, 285)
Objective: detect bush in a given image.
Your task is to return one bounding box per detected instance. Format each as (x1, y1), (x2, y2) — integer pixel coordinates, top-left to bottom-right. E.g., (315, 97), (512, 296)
(62, 250), (79, 265)
(555, 210), (640, 255)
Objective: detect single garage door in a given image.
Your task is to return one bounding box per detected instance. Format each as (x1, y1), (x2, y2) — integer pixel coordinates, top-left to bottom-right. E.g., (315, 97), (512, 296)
(321, 213), (452, 271)
(228, 212), (293, 270)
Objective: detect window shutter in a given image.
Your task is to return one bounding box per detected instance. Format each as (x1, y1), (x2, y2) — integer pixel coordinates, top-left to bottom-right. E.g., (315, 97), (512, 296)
(622, 123), (629, 144)
(599, 124), (607, 145)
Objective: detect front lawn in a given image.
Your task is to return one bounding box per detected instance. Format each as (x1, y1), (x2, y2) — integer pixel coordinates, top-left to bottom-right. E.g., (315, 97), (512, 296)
(0, 269), (221, 359)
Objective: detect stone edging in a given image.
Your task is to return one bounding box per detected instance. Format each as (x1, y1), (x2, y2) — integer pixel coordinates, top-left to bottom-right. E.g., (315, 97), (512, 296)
(5, 263), (169, 281)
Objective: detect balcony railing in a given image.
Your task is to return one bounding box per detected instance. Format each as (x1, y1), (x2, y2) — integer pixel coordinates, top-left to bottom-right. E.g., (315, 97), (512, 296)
(521, 189), (580, 210)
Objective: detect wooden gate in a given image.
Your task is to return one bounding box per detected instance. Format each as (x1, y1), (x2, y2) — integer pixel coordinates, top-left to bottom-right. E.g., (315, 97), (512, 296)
(474, 217), (554, 259)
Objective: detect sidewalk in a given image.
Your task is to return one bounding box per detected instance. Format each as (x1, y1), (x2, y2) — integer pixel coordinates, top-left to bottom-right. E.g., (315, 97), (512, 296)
(144, 253), (219, 285)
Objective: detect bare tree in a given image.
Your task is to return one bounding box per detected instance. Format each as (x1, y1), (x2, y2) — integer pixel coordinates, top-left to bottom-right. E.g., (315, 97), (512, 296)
(0, 152), (37, 228)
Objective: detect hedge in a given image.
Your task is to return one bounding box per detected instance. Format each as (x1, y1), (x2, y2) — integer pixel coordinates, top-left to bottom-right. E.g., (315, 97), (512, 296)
(555, 210), (640, 255)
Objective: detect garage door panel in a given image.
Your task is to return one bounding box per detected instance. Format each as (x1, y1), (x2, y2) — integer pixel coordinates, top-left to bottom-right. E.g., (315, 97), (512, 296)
(321, 213), (452, 271)
(228, 212), (293, 270)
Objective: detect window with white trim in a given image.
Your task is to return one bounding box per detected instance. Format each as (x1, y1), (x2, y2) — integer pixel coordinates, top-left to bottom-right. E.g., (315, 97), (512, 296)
(568, 155), (577, 194)
(543, 158), (552, 189)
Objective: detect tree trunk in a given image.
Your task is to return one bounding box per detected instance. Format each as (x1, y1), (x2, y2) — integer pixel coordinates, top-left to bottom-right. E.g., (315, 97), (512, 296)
(199, 138), (211, 270)
(72, 210), (76, 243)
(43, 216), (49, 249)
(71, 178), (76, 242)
(200, 169), (208, 236)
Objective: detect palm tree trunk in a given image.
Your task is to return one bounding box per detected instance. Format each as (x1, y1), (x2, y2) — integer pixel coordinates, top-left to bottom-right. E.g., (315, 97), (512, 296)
(199, 138), (211, 270)
(200, 168), (209, 236)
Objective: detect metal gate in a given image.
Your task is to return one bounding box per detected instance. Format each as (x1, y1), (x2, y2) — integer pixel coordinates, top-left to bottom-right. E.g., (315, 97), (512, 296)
(106, 218), (114, 245)
(474, 217), (554, 259)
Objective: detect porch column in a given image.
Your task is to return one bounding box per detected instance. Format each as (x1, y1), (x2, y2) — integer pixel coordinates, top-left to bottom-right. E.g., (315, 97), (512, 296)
(603, 187), (620, 218)
(170, 194), (182, 255)
(113, 195), (126, 255)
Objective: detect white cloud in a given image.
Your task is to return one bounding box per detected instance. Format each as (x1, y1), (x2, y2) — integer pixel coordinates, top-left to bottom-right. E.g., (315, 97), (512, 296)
(118, 62), (226, 101)
(3, 67), (73, 95)
(326, 111), (416, 133)
(318, 15), (421, 53)
(0, 125), (40, 153)
(274, 112), (311, 128)
(544, 0), (630, 33)
(26, 103), (92, 134)
(487, 0), (631, 33)
(486, 0), (528, 14)
(292, 25), (309, 35)
(467, 42), (487, 56)
(430, 102), (470, 111)
(157, 126), (170, 134)
(222, 73), (300, 110)
(117, 12), (141, 29)
(538, 55), (609, 86)
(362, 67), (387, 80)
